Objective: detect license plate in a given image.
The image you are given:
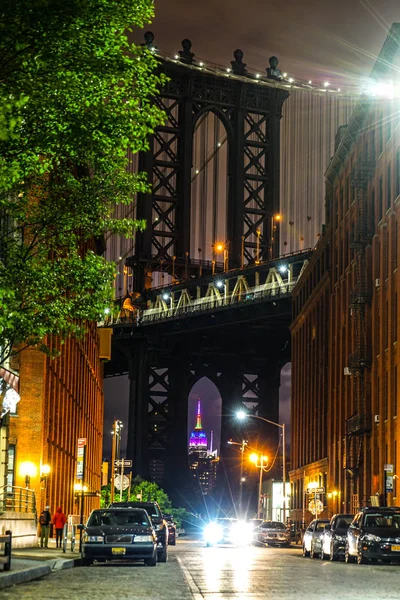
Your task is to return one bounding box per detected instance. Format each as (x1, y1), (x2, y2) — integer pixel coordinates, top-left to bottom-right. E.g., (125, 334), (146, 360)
(391, 545), (400, 551)
(112, 548), (126, 555)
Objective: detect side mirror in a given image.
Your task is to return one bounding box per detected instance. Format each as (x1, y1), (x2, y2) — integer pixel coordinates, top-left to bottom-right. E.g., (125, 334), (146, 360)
(324, 524), (331, 531)
(77, 524), (84, 531)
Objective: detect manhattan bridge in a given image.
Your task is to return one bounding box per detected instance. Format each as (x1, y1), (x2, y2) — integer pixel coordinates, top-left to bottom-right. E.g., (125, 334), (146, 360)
(101, 33), (357, 503)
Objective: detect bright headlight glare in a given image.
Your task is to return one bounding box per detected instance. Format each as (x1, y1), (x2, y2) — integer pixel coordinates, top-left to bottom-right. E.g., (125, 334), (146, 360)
(84, 535), (103, 543)
(204, 523), (223, 544)
(135, 535), (153, 542)
(231, 521), (253, 544)
(364, 533), (381, 542)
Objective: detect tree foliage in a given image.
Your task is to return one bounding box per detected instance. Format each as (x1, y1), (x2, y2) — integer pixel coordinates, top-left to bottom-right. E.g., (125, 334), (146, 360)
(0, 0), (165, 366)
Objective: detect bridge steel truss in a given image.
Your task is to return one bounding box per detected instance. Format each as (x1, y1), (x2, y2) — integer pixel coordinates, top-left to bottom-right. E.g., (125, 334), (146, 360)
(105, 252), (311, 500)
(130, 58), (289, 289)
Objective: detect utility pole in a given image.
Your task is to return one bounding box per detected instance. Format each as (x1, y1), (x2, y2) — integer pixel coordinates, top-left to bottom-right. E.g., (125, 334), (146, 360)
(110, 420), (122, 505)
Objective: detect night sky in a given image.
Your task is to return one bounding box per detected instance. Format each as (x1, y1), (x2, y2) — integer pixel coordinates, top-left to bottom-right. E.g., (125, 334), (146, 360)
(137, 1), (399, 86)
(104, 3), (399, 459)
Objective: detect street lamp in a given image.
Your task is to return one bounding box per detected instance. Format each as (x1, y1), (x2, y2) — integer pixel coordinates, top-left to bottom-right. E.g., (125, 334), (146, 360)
(236, 411), (287, 523)
(40, 464), (51, 505)
(20, 461), (37, 489)
(249, 453), (269, 519)
(214, 242), (229, 271)
(271, 213), (282, 259)
(227, 439), (248, 516)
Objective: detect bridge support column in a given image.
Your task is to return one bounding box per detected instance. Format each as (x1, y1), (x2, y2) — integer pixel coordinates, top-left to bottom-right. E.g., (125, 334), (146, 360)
(164, 361), (193, 506)
(127, 339), (149, 479)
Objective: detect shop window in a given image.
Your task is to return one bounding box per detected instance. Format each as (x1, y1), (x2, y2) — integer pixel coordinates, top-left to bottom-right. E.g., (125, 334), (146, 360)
(7, 444), (15, 489)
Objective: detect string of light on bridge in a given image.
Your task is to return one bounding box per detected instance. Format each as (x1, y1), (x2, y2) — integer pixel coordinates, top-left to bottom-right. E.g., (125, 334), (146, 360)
(145, 39), (399, 100)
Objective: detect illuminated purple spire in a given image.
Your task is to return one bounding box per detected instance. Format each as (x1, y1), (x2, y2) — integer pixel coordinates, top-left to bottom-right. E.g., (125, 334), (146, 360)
(189, 399), (208, 449)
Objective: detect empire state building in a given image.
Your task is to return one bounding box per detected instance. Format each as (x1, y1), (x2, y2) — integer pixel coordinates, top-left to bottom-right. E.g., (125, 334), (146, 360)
(188, 399), (218, 495)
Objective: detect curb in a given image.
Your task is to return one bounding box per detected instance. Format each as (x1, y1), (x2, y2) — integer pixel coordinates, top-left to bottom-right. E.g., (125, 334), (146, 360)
(0, 563), (52, 590)
(0, 557), (81, 590)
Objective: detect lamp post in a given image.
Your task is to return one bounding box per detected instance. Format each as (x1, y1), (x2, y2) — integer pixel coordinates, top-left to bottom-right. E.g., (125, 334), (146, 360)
(271, 213), (281, 259)
(214, 242), (229, 271)
(227, 439), (248, 516)
(250, 453), (269, 519)
(40, 464), (51, 506)
(236, 411), (287, 523)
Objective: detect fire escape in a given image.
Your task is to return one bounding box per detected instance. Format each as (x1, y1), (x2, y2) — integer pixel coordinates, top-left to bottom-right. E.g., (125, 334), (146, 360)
(346, 159), (374, 478)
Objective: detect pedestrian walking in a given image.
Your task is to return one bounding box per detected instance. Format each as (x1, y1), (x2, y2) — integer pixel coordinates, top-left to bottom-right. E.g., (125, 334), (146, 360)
(39, 505), (51, 548)
(53, 506), (67, 548)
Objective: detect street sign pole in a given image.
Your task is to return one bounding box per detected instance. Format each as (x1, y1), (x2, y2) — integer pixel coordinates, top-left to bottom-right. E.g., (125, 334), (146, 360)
(120, 458), (124, 502)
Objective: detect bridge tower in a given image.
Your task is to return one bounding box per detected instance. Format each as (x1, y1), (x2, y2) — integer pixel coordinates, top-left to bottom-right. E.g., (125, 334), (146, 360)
(109, 37), (292, 508)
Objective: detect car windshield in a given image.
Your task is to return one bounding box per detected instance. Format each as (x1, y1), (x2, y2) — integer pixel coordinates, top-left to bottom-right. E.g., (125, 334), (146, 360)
(87, 510), (150, 527)
(127, 503), (161, 519)
(364, 512), (400, 528)
(316, 521), (329, 531)
(335, 516), (353, 529)
(261, 521), (286, 530)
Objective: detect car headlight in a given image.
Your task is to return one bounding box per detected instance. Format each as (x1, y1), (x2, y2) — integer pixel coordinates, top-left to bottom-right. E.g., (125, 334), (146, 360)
(83, 535), (103, 543)
(334, 534), (345, 542)
(231, 521), (253, 544)
(135, 535), (154, 542)
(363, 534), (381, 542)
(204, 523), (223, 544)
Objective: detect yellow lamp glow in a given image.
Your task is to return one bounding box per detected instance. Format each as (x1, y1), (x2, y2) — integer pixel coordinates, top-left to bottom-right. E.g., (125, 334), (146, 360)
(274, 214), (282, 221)
(332, 490), (338, 497)
(215, 243), (225, 252)
(20, 461), (37, 478)
(307, 481), (318, 490)
(249, 453), (259, 464)
(261, 456), (268, 463)
(41, 464), (51, 476)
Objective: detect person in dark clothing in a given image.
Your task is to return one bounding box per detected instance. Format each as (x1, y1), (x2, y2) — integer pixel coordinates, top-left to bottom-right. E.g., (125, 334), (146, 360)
(39, 506), (51, 548)
(53, 507), (67, 549)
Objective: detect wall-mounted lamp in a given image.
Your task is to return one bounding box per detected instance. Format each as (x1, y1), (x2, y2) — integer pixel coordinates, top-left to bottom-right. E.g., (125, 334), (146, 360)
(20, 461), (37, 488)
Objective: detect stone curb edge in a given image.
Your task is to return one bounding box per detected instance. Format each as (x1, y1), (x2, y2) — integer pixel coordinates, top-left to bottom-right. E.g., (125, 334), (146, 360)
(0, 557), (81, 590)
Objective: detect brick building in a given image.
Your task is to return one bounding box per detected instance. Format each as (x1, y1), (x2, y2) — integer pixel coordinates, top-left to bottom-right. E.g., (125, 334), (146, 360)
(290, 24), (400, 524)
(8, 322), (105, 519)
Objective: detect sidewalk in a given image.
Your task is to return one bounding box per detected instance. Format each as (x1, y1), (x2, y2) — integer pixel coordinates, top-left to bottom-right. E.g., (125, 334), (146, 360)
(0, 539), (80, 590)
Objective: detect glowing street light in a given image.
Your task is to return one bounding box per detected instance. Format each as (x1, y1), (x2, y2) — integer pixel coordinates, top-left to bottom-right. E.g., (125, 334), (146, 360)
(214, 242), (229, 271)
(237, 411), (287, 522)
(249, 452), (269, 519)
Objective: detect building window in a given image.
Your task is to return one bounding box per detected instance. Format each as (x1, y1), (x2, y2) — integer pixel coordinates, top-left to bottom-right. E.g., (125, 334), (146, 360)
(379, 177), (383, 221)
(7, 444), (15, 489)
(387, 162), (391, 211)
(384, 371), (389, 420)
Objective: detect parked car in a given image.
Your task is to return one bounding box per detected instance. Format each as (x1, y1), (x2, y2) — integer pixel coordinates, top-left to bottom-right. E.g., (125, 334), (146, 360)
(80, 508), (157, 566)
(164, 514), (177, 545)
(257, 521), (291, 547)
(321, 514), (354, 560)
(302, 518), (330, 558)
(345, 506), (400, 564)
(110, 501), (169, 562)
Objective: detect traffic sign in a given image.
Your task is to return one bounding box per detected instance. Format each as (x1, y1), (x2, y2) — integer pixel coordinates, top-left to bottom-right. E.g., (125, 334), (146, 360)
(308, 499), (323, 515)
(114, 475), (130, 491)
(306, 487), (325, 494)
(114, 459), (132, 467)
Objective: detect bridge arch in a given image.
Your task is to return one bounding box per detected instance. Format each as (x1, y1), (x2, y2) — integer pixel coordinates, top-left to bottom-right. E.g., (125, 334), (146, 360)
(191, 109), (229, 264)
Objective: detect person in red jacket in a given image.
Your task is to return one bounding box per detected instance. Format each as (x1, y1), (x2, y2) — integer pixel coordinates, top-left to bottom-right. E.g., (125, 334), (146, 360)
(53, 507), (67, 549)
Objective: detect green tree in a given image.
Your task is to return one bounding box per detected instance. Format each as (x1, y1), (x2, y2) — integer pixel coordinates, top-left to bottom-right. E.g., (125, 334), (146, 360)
(0, 0), (165, 368)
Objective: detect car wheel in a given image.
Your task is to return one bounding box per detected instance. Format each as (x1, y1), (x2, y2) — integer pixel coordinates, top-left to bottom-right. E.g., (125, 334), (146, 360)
(145, 553), (157, 567)
(302, 544), (310, 557)
(158, 544), (168, 562)
(81, 557), (92, 566)
(345, 544), (355, 563)
(329, 543), (336, 561)
(357, 545), (367, 565)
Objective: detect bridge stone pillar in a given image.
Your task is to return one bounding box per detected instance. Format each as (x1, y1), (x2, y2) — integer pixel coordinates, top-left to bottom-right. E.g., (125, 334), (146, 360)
(127, 339), (149, 479)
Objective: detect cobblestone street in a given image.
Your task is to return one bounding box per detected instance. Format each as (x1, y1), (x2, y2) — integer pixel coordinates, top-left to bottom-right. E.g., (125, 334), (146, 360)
(4, 539), (400, 599)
